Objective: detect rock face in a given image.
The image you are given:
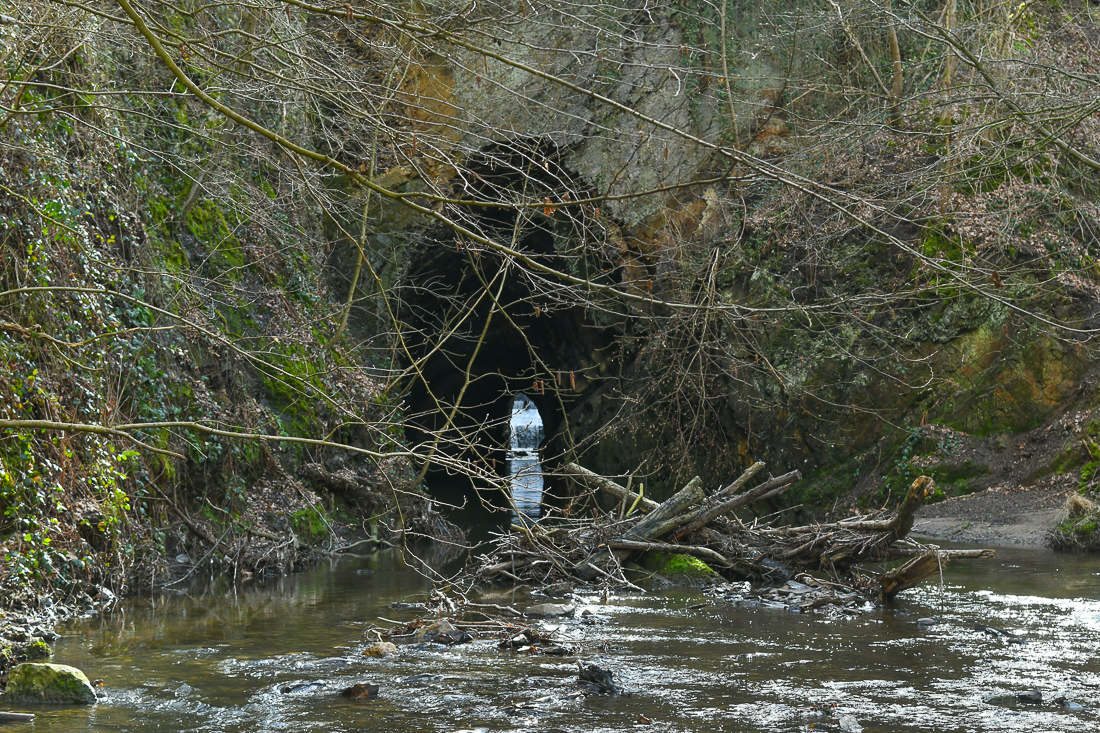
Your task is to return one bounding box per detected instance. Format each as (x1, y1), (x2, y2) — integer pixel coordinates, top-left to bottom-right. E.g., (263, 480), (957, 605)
(5, 663), (98, 704)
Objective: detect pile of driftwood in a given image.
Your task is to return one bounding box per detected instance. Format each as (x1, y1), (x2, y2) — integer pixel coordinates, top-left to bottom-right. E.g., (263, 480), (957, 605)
(468, 462), (993, 602)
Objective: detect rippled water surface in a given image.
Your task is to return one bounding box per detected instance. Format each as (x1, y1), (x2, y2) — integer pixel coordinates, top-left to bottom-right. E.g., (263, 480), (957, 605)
(7, 545), (1100, 732)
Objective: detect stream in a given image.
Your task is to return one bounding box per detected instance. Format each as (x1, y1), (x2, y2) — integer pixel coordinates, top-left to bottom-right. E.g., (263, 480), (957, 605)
(5, 544), (1100, 732)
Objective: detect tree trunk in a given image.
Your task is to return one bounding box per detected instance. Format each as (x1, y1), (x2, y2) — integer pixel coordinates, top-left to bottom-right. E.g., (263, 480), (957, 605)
(886, 0), (904, 126)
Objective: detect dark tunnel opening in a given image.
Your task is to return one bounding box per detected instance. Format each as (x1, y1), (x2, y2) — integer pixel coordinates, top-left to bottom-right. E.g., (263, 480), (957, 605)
(399, 139), (620, 513)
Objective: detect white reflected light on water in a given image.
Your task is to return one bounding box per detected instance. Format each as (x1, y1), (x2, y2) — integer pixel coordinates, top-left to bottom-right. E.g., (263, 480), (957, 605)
(507, 393), (544, 520)
(16, 546), (1100, 733)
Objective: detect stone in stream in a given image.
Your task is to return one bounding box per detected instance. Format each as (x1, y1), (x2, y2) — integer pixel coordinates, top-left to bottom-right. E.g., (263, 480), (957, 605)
(523, 603), (575, 619)
(363, 642), (398, 658)
(1055, 696), (1089, 712)
(981, 693), (1017, 706)
(640, 552), (717, 586)
(838, 714), (863, 732)
(280, 681), (326, 694)
(5, 663), (98, 704)
(577, 662), (619, 695)
(412, 619), (472, 645)
(1015, 689), (1042, 704)
(341, 682), (380, 700)
(917, 617), (940, 628)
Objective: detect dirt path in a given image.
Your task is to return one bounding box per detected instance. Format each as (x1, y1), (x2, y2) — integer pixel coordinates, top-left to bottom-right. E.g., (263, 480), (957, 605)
(912, 477), (1072, 547)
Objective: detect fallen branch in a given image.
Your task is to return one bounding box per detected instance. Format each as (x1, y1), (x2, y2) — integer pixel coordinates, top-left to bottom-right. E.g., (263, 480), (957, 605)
(606, 539), (732, 567)
(676, 469), (801, 538)
(465, 469), (991, 604)
(560, 463), (660, 513)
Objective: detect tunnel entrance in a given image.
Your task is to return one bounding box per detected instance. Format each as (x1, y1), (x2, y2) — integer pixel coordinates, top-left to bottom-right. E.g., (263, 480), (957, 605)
(507, 393), (544, 520)
(398, 138), (620, 510)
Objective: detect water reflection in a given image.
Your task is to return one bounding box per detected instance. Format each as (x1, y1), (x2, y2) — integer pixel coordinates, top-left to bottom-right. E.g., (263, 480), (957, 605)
(19, 546), (1100, 733)
(507, 393), (544, 520)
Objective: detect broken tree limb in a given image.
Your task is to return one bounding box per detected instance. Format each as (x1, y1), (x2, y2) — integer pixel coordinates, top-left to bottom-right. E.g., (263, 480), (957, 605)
(560, 463), (660, 513)
(622, 476), (706, 542)
(887, 547), (995, 559)
(878, 550), (944, 599)
(0, 713), (35, 723)
(837, 476), (935, 540)
(606, 539), (732, 567)
(713, 461), (766, 501)
(675, 469), (802, 538)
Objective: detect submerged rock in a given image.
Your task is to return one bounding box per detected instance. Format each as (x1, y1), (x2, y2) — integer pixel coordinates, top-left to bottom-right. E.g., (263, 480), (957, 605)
(5, 662), (98, 704)
(838, 714), (863, 732)
(412, 619), (472, 645)
(1015, 689), (1042, 704)
(577, 662), (619, 695)
(524, 603), (575, 619)
(363, 642), (398, 658)
(341, 682), (379, 700)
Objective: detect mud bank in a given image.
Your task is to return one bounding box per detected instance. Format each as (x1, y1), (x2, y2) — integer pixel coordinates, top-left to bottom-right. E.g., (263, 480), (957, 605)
(913, 484), (1070, 547)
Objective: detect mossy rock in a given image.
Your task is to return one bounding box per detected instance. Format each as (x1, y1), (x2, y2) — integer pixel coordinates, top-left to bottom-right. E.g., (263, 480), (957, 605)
(5, 662), (97, 704)
(25, 639), (52, 660)
(641, 552), (716, 585)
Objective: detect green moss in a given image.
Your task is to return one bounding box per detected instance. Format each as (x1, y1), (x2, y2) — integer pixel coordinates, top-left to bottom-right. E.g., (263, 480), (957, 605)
(641, 551), (716, 581)
(1051, 512), (1100, 551)
(6, 662), (97, 704)
(26, 639), (52, 660)
(931, 461), (991, 485)
(291, 505), (328, 545)
(184, 199), (244, 273)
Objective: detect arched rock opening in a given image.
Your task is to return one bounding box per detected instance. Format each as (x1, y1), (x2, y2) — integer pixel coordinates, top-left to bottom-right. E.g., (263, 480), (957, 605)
(399, 139), (619, 503)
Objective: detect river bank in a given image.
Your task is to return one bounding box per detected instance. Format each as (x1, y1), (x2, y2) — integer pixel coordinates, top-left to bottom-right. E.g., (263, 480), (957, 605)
(913, 481), (1072, 547)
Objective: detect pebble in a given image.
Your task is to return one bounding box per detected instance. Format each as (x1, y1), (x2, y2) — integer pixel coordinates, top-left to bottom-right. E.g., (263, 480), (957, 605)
(917, 617), (940, 628)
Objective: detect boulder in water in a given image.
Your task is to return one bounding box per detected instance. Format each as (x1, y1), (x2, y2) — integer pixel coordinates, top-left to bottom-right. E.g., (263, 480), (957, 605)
(5, 663), (98, 704)
(363, 642), (398, 657)
(412, 619), (471, 645)
(524, 603), (575, 618)
(577, 661), (619, 695)
(1015, 689), (1042, 704)
(341, 682), (379, 700)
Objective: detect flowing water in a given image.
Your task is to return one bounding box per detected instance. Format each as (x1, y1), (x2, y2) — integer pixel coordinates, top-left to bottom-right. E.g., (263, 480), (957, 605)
(5, 545), (1100, 732)
(507, 394), (544, 520)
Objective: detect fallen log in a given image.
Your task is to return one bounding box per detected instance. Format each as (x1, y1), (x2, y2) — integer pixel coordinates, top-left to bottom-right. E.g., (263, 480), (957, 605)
(712, 461), (766, 502)
(622, 476), (705, 542)
(877, 550), (944, 599)
(0, 713), (35, 723)
(467, 468), (992, 604)
(887, 547), (995, 559)
(675, 469), (802, 538)
(560, 463), (660, 513)
(606, 539), (733, 568)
